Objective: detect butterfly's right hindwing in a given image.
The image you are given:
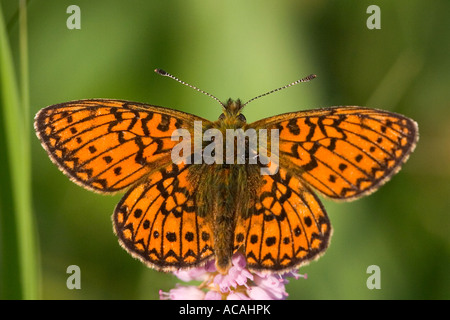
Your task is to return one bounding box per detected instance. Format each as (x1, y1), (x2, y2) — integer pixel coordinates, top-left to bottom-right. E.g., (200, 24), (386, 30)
(234, 168), (331, 272)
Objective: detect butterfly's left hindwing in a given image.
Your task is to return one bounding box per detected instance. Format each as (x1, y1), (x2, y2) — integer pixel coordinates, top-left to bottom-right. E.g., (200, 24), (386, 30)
(113, 162), (215, 270)
(34, 99), (208, 193)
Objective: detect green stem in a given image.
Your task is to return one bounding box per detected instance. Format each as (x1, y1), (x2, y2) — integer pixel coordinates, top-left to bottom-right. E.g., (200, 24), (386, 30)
(0, 0), (39, 299)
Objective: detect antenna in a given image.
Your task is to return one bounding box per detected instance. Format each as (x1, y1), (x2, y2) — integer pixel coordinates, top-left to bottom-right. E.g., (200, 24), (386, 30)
(242, 74), (317, 108)
(155, 69), (225, 108)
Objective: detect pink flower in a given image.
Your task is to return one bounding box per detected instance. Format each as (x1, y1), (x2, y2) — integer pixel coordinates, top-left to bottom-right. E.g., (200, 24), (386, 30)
(173, 269), (207, 282)
(159, 285), (205, 300)
(213, 254), (254, 292)
(248, 273), (288, 300)
(204, 290), (222, 300)
(159, 252), (307, 300)
(227, 291), (251, 300)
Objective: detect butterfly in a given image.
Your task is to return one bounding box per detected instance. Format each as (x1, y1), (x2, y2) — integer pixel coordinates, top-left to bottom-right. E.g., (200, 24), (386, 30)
(34, 69), (418, 274)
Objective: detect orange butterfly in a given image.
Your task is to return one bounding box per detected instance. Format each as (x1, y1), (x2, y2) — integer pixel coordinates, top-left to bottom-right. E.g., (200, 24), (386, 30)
(34, 70), (418, 274)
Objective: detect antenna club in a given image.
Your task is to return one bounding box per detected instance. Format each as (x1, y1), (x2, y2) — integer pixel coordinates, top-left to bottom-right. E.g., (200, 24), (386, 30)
(154, 69), (168, 76)
(154, 68), (225, 108)
(242, 73), (318, 108)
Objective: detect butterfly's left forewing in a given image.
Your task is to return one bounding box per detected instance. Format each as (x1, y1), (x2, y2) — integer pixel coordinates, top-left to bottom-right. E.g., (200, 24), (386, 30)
(34, 99), (207, 193)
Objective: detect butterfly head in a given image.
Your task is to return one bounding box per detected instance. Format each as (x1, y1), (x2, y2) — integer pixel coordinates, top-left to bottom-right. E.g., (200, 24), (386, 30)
(218, 98), (247, 123)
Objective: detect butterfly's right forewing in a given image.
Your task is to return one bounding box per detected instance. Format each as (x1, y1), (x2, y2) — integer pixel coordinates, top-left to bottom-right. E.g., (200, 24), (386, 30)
(250, 107), (418, 200)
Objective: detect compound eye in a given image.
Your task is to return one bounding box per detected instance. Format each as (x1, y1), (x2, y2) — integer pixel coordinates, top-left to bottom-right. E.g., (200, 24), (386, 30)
(237, 114), (247, 122)
(218, 113), (226, 120)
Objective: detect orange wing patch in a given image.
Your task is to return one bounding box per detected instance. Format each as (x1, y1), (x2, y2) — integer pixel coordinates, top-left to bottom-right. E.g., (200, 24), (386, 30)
(113, 162), (214, 270)
(34, 99), (207, 193)
(251, 107), (418, 200)
(234, 168), (331, 272)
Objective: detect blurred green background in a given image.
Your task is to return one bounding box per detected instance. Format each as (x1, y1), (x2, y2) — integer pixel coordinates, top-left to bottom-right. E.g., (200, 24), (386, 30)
(1, 0), (449, 300)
